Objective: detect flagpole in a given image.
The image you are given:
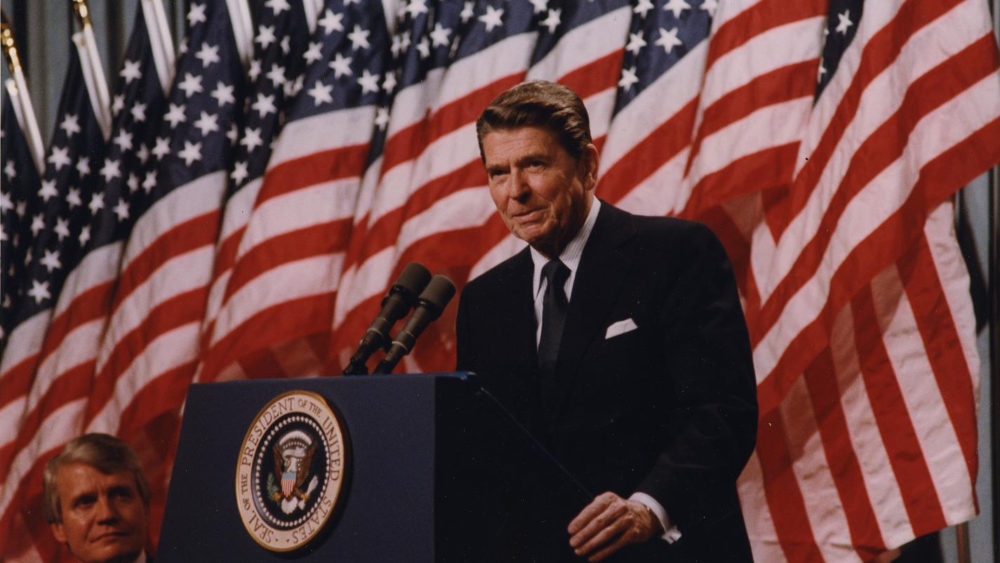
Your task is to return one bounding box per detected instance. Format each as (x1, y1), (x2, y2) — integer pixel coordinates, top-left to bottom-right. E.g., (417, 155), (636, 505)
(224, 0), (254, 68)
(1, 11), (45, 172)
(71, 0), (111, 138)
(142, 0), (176, 96)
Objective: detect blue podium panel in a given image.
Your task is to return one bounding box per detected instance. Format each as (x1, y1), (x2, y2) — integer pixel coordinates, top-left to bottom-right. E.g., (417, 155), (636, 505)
(159, 375), (440, 562)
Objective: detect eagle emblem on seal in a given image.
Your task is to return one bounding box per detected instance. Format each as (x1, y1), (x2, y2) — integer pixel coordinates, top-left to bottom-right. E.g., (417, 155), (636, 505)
(267, 429), (319, 514)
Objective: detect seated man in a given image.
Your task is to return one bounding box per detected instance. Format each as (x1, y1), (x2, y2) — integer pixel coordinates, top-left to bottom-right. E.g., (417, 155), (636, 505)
(43, 433), (152, 563)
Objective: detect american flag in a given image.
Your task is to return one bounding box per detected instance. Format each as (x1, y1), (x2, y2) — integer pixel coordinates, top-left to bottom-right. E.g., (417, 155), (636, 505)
(198, 0), (321, 370)
(0, 14), (112, 559)
(1, 0), (998, 561)
(0, 22), (46, 495)
(196, 0), (392, 382)
(0, 95), (37, 349)
(83, 0), (249, 438)
(730, 0), (996, 559)
(0, 59), (45, 351)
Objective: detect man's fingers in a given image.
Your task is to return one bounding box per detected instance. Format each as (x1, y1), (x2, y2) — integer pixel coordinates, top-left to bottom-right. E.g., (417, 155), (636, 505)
(587, 531), (634, 563)
(573, 515), (630, 557)
(567, 492), (617, 534)
(569, 495), (627, 548)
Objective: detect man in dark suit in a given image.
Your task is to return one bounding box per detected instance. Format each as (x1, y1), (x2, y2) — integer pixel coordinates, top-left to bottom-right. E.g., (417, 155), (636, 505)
(456, 81), (758, 561)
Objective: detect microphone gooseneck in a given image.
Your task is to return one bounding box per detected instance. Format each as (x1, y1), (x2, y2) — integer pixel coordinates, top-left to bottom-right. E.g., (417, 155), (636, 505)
(343, 263), (431, 375)
(373, 275), (456, 374)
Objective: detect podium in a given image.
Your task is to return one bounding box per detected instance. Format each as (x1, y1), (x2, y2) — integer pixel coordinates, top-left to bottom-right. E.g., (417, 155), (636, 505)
(157, 373), (594, 562)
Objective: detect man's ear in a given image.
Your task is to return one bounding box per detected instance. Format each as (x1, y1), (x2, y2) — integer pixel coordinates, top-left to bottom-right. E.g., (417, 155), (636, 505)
(51, 521), (67, 543)
(582, 143), (599, 189)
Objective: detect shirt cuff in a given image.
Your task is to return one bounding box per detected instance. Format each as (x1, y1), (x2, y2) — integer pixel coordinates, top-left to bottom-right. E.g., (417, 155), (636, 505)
(629, 492), (682, 543)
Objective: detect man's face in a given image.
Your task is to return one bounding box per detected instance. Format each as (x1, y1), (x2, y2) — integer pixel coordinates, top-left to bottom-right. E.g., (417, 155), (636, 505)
(483, 126), (597, 258)
(50, 463), (148, 563)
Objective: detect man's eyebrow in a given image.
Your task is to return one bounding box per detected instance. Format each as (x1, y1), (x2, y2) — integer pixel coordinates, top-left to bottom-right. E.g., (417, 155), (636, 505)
(70, 492), (97, 506)
(108, 485), (135, 496)
(515, 151), (549, 163)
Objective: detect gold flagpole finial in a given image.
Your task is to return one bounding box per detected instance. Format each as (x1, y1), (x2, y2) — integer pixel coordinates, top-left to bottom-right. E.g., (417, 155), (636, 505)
(72, 0), (92, 29)
(1, 10), (23, 75)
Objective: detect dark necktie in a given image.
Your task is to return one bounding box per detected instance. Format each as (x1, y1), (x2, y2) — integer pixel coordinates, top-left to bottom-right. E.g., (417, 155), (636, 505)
(537, 259), (570, 376)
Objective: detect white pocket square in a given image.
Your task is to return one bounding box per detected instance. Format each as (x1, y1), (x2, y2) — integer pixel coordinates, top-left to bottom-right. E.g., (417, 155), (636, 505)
(605, 318), (638, 339)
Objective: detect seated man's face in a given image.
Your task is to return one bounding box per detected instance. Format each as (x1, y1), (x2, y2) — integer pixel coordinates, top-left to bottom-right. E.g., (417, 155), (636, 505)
(50, 462), (148, 563)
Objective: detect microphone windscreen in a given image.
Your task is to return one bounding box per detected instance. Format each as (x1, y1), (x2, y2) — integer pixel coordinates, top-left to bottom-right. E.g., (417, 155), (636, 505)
(395, 262), (432, 299)
(419, 275), (456, 315)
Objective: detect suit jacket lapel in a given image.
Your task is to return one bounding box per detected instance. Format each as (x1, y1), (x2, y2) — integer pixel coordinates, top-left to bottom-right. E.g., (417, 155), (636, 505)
(550, 203), (636, 415)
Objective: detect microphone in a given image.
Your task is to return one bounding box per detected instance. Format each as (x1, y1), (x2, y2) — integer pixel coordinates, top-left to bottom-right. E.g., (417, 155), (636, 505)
(373, 275), (456, 374)
(343, 262), (431, 375)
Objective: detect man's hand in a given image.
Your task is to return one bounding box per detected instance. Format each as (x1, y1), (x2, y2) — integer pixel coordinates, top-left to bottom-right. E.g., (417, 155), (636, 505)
(567, 492), (663, 562)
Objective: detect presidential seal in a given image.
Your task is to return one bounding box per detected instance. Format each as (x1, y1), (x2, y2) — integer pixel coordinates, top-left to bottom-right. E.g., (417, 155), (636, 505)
(236, 390), (348, 552)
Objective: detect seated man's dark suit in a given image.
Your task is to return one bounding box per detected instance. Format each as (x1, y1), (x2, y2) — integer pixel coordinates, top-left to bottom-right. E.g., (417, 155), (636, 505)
(456, 201), (758, 562)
